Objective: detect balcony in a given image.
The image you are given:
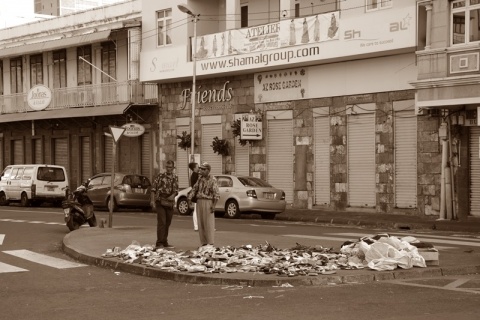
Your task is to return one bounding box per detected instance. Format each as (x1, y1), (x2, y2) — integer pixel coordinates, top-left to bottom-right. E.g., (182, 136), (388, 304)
(0, 81), (158, 115)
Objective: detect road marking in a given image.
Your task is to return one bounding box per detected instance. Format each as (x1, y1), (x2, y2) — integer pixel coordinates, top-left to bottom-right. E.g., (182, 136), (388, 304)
(0, 234), (4, 245)
(386, 277), (480, 295)
(0, 219), (63, 226)
(326, 232), (480, 247)
(0, 261), (28, 273)
(249, 224), (286, 228)
(3, 250), (87, 269)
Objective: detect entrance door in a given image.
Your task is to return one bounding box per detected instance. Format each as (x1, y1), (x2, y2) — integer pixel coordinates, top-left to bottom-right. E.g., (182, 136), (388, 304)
(314, 114), (330, 205)
(347, 112), (375, 207)
(176, 125), (190, 188)
(267, 114), (293, 203)
(201, 122), (222, 176)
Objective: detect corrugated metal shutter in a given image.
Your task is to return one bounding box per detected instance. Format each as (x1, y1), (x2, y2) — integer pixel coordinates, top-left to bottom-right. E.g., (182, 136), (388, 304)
(104, 135), (112, 172)
(469, 127), (480, 217)
(81, 136), (91, 182)
(176, 125), (190, 188)
(33, 139), (42, 164)
(394, 111), (417, 208)
(12, 139), (23, 164)
(54, 138), (68, 172)
(117, 138), (129, 173)
(0, 139), (3, 170)
(267, 119), (293, 203)
(348, 113), (375, 207)
(141, 132), (151, 179)
(314, 116), (330, 205)
(201, 123), (222, 176)
(234, 138), (249, 176)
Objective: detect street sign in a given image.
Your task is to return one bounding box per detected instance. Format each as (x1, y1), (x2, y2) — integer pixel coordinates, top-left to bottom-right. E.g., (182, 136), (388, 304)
(109, 126), (125, 143)
(240, 114), (262, 140)
(121, 123), (145, 137)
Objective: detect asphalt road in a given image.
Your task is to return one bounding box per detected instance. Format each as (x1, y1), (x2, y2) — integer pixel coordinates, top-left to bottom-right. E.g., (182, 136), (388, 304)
(0, 206), (479, 320)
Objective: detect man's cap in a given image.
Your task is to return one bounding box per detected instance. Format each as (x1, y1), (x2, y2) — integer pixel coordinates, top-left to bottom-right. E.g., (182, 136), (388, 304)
(199, 162), (211, 171)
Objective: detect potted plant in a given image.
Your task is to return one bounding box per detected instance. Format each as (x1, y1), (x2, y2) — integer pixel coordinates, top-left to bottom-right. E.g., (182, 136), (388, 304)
(231, 119), (250, 146)
(211, 136), (229, 156)
(177, 131), (192, 151)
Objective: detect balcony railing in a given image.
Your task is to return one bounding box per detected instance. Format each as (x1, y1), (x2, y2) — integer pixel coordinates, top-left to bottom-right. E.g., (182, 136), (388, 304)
(0, 81), (158, 115)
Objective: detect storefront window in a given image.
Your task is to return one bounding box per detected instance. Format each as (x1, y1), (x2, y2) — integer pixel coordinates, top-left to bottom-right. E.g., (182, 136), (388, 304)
(157, 9), (172, 47)
(53, 50), (66, 89)
(452, 0), (480, 45)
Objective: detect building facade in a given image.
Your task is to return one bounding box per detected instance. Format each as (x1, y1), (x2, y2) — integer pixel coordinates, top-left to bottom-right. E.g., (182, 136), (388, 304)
(0, 0), (159, 191)
(139, 0), (453, 217)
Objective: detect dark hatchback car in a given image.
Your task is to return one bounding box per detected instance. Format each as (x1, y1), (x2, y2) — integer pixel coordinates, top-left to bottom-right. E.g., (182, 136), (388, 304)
(85, 173), (152, 212)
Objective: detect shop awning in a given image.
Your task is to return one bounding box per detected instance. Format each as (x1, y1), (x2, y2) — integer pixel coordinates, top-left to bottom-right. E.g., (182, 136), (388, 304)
(0, 30), (111, 58)
(0, 104), (131, 123)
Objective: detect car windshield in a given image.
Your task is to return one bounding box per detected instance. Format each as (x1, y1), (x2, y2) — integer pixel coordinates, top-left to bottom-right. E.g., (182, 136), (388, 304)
(237, 177), (272, 187)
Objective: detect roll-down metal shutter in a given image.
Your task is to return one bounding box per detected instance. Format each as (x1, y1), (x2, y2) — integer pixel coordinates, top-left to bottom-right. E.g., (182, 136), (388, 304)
(469, 126), (480, 217)
(201, 123), (222, 176)
(176, 125), (190, 188)
(267, 119), (293, 203)
(141, 132), (151, 179)
(12, 139), (23, 164)
(394, 111), (417, 208)
(235, 138), (249, 176)
(54, 138), (68, 172)
(104, 135), (112, 172)
(81, 136), (91, 183)
(314, 116), (330, 205)
(348, 113), (375, 207)
(33, 139), (42, 164)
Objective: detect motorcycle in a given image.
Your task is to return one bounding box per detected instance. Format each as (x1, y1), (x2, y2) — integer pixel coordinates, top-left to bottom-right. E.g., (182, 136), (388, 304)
(62, 183), (97, 231)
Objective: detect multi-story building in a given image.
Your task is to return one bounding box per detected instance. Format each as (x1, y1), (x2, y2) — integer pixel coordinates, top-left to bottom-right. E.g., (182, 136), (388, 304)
(412, 0), (480, 220)
(0, 0), (159, 190)
(140, 0), (442, 217)
(34, 0), (128, 16)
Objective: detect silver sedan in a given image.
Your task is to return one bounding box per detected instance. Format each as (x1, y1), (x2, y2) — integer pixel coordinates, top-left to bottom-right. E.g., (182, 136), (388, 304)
(175, 175), (286, 219)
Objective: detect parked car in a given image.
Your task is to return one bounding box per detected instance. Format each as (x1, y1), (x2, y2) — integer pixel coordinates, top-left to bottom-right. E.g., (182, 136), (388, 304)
(0, 164), (68, 207)
(85, 173), (152, 212)
(175, 175), (286, 219)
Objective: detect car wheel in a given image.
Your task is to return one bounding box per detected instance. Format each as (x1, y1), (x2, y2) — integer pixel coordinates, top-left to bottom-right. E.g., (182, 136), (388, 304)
(0, 192), (9, 206)
(107, 196), (118, 212)
(224, 200), (240, 219)
(261, 213), (276, 220)
(177, 197), (191, 215)
(20, 193), (30, 207)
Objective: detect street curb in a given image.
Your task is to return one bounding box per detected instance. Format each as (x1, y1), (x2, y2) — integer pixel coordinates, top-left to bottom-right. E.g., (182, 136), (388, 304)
(62, 235), (480, 287)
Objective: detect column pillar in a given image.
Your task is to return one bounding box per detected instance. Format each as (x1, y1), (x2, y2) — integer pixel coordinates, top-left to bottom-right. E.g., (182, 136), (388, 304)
(225, 0), (241, 30)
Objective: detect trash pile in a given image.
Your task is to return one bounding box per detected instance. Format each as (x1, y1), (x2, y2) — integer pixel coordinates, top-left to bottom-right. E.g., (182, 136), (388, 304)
(101, 234), (429, 277)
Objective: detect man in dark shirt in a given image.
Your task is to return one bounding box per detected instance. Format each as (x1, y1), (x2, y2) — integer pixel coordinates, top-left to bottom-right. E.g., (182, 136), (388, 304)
(151, 160), (179, 249)
(188, 162), (199, 231)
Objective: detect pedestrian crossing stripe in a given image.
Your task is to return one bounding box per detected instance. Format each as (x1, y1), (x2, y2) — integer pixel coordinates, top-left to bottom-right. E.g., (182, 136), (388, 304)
(3, 250), (87, 269)
(0, 219), (63, 226)
(0, 261), (28, 273)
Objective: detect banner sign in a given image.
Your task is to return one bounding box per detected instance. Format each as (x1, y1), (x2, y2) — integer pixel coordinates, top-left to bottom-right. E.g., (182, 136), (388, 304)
(254, 68), (307, 103)
(240, 114), (263, 140)
(193, 12), (339, 60)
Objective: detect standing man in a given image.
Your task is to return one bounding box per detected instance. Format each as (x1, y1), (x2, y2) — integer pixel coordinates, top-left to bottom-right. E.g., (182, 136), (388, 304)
(187, 162), (219, 247)
(188, 162), (199, 231)
(151, 160), (178, 250)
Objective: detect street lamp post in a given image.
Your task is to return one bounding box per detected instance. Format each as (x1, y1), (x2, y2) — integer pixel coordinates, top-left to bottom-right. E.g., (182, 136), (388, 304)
(178, 3), (198, 163)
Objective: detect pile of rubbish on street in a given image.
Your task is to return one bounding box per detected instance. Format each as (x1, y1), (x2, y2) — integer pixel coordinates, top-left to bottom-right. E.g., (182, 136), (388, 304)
(102, 233), (429, 276)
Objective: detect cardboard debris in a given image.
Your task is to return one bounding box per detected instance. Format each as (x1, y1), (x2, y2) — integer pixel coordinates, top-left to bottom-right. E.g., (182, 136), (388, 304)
(102, 235), (433, 276)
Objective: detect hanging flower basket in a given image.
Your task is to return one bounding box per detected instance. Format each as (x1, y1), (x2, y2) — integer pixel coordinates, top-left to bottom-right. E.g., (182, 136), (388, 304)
(231, 119), (250, 147)
(211, 137), (230, 156)
(177, 131), (192, 151)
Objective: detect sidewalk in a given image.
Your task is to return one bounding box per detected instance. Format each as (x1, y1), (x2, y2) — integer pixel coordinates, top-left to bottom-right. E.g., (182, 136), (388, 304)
(62, 209), (480, 287)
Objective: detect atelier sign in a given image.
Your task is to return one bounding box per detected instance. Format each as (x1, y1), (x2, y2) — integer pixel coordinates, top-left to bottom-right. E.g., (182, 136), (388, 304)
(27, 85), (52, 111)
(121, 123), (145, 137)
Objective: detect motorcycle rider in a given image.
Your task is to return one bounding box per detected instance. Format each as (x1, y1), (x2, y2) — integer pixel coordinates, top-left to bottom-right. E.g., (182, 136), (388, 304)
(73, 182), (94, 221)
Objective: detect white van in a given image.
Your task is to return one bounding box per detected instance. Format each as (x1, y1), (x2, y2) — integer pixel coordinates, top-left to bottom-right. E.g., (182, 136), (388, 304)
(0, 164), (69, 207)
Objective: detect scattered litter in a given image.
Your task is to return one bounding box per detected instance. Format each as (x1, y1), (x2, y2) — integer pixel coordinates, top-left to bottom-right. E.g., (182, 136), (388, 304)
(114, 272), (120, 275)
(273, 283), (294, 288)
(243, 296), (264, 299)
(101, 234), (432, 277)
(222, 286), (244, 290)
